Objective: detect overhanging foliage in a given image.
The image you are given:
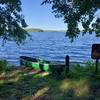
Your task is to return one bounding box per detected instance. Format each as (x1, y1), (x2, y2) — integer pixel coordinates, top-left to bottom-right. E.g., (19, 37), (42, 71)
(42, 0), (100, 41)
(0, 0), (29, 45)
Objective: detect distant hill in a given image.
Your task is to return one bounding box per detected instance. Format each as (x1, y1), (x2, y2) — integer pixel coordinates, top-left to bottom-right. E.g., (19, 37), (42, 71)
(25, 28), (66, 32)
(44, 30), (66, 32)
(25, 28), (44, 32)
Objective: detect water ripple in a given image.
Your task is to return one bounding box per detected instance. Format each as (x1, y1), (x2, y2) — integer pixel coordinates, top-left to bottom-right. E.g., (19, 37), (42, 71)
(0, 32), (100, 65)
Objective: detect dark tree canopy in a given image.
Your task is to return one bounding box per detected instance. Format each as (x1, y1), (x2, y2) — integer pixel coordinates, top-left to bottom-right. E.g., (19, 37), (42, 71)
(42, 0), (100, 41)
(0, 0), (29, 45)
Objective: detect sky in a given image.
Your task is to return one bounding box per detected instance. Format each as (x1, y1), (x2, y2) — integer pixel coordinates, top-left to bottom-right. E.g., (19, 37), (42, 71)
(21, 0), (66, 30)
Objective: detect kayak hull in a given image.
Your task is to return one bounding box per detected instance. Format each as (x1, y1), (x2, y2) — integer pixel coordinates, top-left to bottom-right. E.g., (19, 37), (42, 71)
(20, 56), (65, 72)
(20, 56), (49, 71)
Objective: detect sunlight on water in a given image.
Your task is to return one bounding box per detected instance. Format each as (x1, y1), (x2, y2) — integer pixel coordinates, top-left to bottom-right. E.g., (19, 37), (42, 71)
(0, 32), (100, 65)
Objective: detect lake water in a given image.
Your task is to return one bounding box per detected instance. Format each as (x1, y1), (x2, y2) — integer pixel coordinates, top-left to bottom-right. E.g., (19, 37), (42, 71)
(0, 32), (100, 66)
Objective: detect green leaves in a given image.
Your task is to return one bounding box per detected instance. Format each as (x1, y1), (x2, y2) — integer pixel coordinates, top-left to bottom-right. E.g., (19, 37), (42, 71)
(42, 0), (100, 41)
(0, 0), (29, 45)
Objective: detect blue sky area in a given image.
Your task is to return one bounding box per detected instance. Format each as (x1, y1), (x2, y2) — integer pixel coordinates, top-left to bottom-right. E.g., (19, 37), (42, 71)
(21, 0), (66, 30)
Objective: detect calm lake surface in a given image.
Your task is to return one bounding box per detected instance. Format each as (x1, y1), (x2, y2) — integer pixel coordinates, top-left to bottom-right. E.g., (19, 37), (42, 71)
(0, 32), (100, 66)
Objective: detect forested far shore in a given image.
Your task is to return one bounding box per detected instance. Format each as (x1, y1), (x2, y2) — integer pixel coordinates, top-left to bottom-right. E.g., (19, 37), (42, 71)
(25, 28), (44, 32)
(25, 28), (66, 32)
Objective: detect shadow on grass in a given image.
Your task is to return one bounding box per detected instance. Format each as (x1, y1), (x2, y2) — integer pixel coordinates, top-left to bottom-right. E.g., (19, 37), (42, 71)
(0, 63), (100, 100)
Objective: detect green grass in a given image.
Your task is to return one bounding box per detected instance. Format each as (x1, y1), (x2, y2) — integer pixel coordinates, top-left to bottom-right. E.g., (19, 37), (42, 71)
(0, 62), (100, 100)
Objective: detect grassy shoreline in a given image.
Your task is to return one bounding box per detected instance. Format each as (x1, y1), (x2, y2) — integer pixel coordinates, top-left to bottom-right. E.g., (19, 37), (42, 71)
(0, 61), (100, 100)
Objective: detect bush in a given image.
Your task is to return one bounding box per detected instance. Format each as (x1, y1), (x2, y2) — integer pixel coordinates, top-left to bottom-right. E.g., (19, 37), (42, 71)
(49, 64), (65, 77)
(0, 60), (12, 72)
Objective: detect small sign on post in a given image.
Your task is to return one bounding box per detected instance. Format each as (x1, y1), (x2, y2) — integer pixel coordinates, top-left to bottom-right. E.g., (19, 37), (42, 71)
(91, 44), (100, 74)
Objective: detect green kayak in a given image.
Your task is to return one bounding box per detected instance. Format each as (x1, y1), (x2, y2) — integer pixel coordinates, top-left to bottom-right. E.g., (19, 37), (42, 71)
(20, 56), (65, 72)
(20, 56), (50, 71)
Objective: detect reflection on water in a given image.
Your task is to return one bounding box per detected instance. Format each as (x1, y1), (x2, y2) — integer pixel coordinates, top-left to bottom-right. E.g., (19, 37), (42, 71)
(0, 32), (100, 65)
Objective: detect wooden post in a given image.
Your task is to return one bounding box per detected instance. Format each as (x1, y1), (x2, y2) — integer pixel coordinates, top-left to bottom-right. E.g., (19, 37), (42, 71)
(65, 55), (69, 73)
(95, 59), (98, 74)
